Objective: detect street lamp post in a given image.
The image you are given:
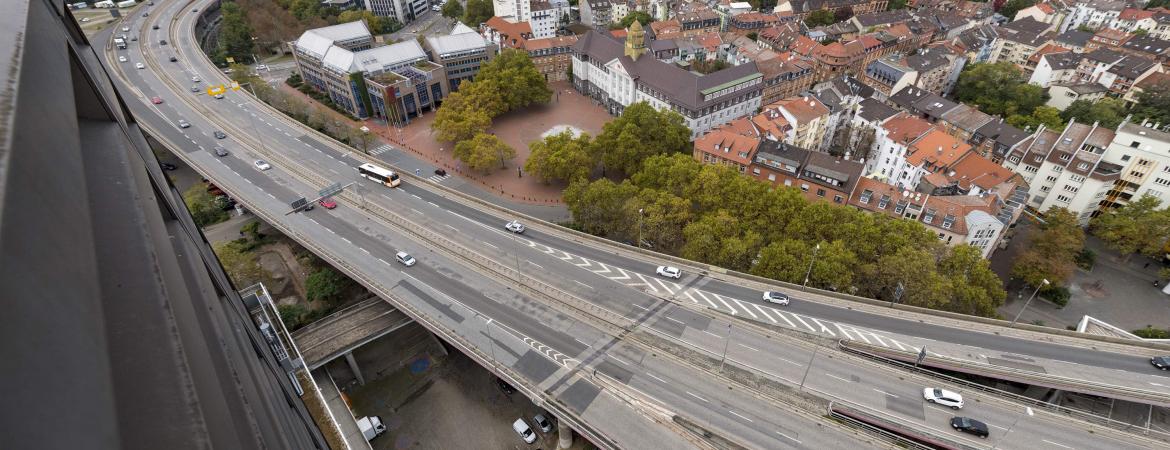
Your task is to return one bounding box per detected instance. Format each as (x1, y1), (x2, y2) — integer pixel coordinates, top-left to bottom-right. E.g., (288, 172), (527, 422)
(637, 208), (644, 248)
(798, 345), (820, 392)
(1010, 279), (1049, 327)
(718, 324), (732, 371)
(803, 243), (821, 289)
(992, 407), (1034, 450)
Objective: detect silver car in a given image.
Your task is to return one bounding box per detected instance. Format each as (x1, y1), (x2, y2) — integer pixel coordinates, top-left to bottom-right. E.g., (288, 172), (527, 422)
(762, 291), (790, 305)
(177, 119), (190, 128)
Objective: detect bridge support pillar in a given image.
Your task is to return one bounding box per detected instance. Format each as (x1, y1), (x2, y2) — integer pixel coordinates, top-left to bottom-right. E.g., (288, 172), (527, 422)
(557, 419), (572, 449)
(344, 351), (365, 386)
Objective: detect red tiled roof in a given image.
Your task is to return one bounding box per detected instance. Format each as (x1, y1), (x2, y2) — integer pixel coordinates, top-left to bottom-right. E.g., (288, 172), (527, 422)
(907, 129), (971, 168)
(1118, 8), (1155, 21)
(882, 113), (935, 144)
(694, 127), (761, 165)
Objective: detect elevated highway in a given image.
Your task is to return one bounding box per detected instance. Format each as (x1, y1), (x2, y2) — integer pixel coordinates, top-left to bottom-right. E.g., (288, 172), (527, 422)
(108, 0), (1170, 448)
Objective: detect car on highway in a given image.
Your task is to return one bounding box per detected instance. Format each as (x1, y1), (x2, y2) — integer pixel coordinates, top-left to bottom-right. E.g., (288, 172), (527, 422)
(253, 160), (271, 171)
(213, 130), (227, 139)
(656, 266), (681, 279)
(177, 119), (190, 128)
(151, 96), (163, 104)
(152, 24), (159, 30)
(159, 162), (177, 171)
(923, 388), (964, 409)
(135, 62), (145, 69)
(80, 17), (90, 22)
(257, 64), (268, 71)
(141, 12), (148, 17)
(762, 291), (790, 305)
(130, 36), (138, 41)
(496, 378), (515, 395)
(118, 55), (127, 62)
(395, 251), (416, 267)
(169, 56), (177, 62)
(213, 93), (224, 99)
(190, 85), (199, 92)
(159, 39), (167, 46)
(213, 146), (229, 157)
(512, 418), (537, 444)
(318, 197), (337, 209)
(1152, 356), (1170, 370)
(950, 416), (988, 438)
(434, 168), (446, 176)
(533, 413), (553, 433)
(505, 220), (525, 233)
(121, 26), (129, 32)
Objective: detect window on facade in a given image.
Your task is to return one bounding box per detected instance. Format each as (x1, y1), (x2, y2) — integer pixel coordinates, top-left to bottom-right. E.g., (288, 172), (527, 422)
(752, 167), (760, 175)
(1053, 166), (1062, 172)
(1155, 177), (1170, 187)
(767, 174), (776, 181)
(1131, 141), (1141, 148)
(1059, 153), (1071, 161)
(1077, 162), (1089, 170)
(1070, 175), (1085, 183)
(816, 189), (826, 197)
(894, 200), (907, 214)
(1045, 175), (1058, 182)
(1056, 194), (1071, 203)
(1064, 184), (1079, 193)
(859, 190), (873, 204)
(1121, 154), (1131, 162)
(878, 195), (890, 209)
(834, 195), (843, 203)
(1041, 186), (1050, 192)
(1010, 156), (1020, 163)
(800, 183), (809, 191)
(1149, 190), (1163, 198)
(922, 209), (936, 224)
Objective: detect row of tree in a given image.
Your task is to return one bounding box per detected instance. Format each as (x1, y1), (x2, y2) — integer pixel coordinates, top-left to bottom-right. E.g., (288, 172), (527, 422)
(563, 152), (1007, 316)
(431, 50), (552, 172)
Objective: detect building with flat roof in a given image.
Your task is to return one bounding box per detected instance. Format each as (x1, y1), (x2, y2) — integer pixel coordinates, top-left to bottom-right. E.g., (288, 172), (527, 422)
(424, 23), (499, 91)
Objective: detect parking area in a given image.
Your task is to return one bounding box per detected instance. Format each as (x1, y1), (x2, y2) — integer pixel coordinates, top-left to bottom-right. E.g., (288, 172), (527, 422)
(346, 350), (590, 450)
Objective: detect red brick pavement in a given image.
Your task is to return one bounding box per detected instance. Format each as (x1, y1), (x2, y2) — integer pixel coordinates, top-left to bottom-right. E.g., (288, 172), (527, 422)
(281, 81), (611, 205)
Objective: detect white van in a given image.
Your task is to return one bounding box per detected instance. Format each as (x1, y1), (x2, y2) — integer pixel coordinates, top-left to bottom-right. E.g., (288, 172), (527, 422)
(512, 418), (537, 444)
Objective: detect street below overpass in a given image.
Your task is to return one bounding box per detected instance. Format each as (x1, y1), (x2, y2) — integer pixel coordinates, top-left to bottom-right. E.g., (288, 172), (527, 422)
(103, 1), (1170, 448)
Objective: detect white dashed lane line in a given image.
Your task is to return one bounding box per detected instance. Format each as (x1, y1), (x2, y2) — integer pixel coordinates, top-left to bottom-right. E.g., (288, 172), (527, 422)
(686, 392), (708, 403)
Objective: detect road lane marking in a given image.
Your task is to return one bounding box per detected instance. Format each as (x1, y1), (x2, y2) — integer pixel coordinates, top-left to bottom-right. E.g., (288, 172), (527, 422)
(411, 208), (423, 215)
(646, 372), (667, 383)
(573, 280), (593, 289)
(776, 432), (801, 443)
(610, 356), (630, 366)
(482, 242), (498, 249)
(791, 314), (816, 332)
(692, 290), (719, 308)
(754, 304), (777, 323)
(871, 388), (898, 398)
(427, 201), (439, 208)
(411, 194), (421, 199)
(340, 237), (351, 244)
(666, 316), (685, 325)
(360, 248), (370, 254)
(653, 278), (676, 295)
(776, 357), (802, 367)
(738, 343), (759, 352)
(631, 303), (649, 310)
(826, 373), (851, 383)
(526, 260), (543, 269)
(1042, 440), (1072, 449)
(809, 317), (836, 336)
(728, 411), (753, 422)
(711, 293), (738, 314)
(686, 392), (708, 403)
(574, 338), (591, 347)
(734, 299), (758, 319)
(378, 259), (390, 265)
(701, 330), (722, 339)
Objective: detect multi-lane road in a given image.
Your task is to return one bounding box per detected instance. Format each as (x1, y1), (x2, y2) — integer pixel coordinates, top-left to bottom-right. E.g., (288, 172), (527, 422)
(104, 1), (1170, 448)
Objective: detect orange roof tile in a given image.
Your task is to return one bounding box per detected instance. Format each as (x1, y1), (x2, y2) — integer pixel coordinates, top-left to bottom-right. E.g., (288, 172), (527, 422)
(882, 113), (935, 144)
(773, 96), (829, 124)
(907, 129), (971, 168)
(948, 152), (1019, 192)
(694, 127), (761, 165)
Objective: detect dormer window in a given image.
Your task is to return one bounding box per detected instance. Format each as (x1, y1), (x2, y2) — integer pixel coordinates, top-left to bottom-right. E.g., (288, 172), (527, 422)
(942, 214), (955, 229)
(922, 209), (936, 224)
(860, 190), (873, 204)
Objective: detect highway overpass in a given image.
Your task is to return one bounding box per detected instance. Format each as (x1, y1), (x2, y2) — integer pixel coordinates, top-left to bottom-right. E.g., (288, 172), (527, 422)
(101, 0), (1170, 448)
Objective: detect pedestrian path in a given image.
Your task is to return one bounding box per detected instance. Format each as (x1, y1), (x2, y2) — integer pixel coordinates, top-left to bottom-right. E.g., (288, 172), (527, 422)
(369, 144), (392, 156)
(427, 173), (450, 184)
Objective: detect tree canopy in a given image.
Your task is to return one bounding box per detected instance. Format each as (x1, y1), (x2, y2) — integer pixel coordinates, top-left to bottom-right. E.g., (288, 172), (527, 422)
(593, 102), (692, 176)
(954, 62), (1048, 118)
(463, 0), (494, 26)
(431, 50), (550, 145)
(338, 10), (402, 34)
(564, 153), (1007, 316)
(804, 9), (837, 27)
(525, 131), (595, 184)
(1130, 79), (1170, 126)
(1007, 106), (1064, 132)
(218, 1), (254, 63)
(1060, 98), (1127, 129)
(619, 11), (653, 28)
(999, 0), (1036, 20)
(454, 133), (517, 173)
(1011, 208), (1084, 288)
(1091, 195), (1170, 261)
(441, 0), (464, 19)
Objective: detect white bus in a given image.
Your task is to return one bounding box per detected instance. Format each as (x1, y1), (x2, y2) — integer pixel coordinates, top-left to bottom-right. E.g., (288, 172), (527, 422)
(358, 163), (401, 187)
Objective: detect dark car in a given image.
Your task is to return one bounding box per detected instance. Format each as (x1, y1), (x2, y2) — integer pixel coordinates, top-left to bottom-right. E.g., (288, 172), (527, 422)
(159, 162), (177, 171)
(434, 168), (447, 176)
(1153, 356), (1170, 370)
(213, 130), (227, 139)
(950, 417), (989, 438)
(159, 39), (167, 46)
(496, 378), (515, 395)
(152, 24), (159, 30)
(213, 146), (229, 157)
(169, 56), (177, 62)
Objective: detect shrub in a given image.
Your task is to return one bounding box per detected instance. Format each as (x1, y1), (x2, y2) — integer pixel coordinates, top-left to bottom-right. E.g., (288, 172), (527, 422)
(1039, 285), (1070, 307)
(1074, 248), (1096, 270)
(1132, 326), (1170, 339)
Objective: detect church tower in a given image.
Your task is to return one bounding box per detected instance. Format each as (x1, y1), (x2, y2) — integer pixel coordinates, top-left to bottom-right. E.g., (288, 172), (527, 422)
(624, 20), (647, 61)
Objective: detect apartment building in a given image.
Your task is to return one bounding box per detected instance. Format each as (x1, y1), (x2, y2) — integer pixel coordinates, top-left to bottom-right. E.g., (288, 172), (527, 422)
(864, 112), (935, 186)
(851, 178), (1008, 257)
(524, 35), (578, 82)
(572, 24), (763, 138)
(1015, 2), (1067, 28)
(580, 0), (614, 28)
(756, 57), (816, 105)
(989, 17), (1054, 68)
(1003, 120), (1122, 223)
(761, 96), (832, 151)
(424, 23), (498, 91)
(364, 0), (428, 25)
(1098, 120), (1170, 212)
(1061, 0), (1126, 32)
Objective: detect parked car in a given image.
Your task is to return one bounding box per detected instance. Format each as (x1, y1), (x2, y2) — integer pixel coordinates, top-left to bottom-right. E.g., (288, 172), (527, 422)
(80, 17), (90, 22)
(151, 96), (163, 104)
(434, 168), (447, 176)
(254, 160), (271, 171)
(135, 62), (145, 69)
(505, 220), (525, 233)
(213, 130), (227, 139)
(496, 378), (515, 395)
(396, 251), (416, 267)
(213, 146), (229, 157)
(214, 93), (224, 99)
(191, 76), (200, 82)
(177, 119), (190, 128)
(318, 197), (337, 209)
(923, 388), (964, 409)
(130, 36), (137, 41)
(512, 419), (537, 444)
(655, 266), (681, 279)
(256, 64), (268, 71)
(950, 417), (988, 438)
(1152, 356), (1170, 370)
(533, 413), (553, 433)
(762, 291), (790, 305)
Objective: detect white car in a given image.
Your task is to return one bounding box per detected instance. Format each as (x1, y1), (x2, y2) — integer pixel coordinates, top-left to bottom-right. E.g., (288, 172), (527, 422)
(655, 266), (681, 279)
(191, 76), (200, 82)
(923, 388), (964, 409)
(505, 220), (525, 233)
(762, 291), (790, 305)
(396, 251), (417, 267)
(253, 159), (271, 171)
(135, 62), (145, 69)
(81, 17), (90, 22)
(177, 119), (190, 128)
(118, 55), (127, 62)
(214, 93), (224, 99)
(256, 64), (268, 71)
(512, 418), (537, 444)
(121, 26), (129, 32)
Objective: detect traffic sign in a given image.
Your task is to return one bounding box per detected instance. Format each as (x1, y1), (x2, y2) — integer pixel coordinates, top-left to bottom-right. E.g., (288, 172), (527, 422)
(318, 182), (342, 198)
(915, 346), (927, 367)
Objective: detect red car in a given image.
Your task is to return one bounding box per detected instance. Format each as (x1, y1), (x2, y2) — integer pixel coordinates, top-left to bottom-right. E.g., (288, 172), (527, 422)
(318, 197), (337, 209)
(151, 96), (163, 104)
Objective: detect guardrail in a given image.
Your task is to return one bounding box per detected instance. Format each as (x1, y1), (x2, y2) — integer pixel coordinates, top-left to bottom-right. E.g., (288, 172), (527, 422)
(828, 401), (971, 450)
(839, 339), (1170, 445)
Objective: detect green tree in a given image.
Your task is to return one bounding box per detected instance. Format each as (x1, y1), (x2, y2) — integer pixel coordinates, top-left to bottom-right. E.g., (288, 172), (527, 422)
(476, 49), (552, 111)
(619, 11), (653, 27)
(887, 0), (907, 9)
(305, 268), (346, 304)
(1091, 195), (1170, 262)
(288, 0), (321, 20)
(183, 184), (229, 227)
(1007, 106), (1065, 131)
(954, 62), (1048, 117)
(1060, 98), (1126, 129)
(563, 178), (639, 238)
(681, 211), (763, 271)
(525, 131), (595, 183)
(999, 0), (1036, 20)
(1011, 208), (1085, 287)
(752, 239), (811, 284)
(441, 0), (464, 19)
(455, 133), (517, 173)
(593, 102), (692, 176)
(463, 0), (494, 26)
(804, 9), (837, 27)
(218, 1), (254, 63)
(213, 240), (267, 286)
(939, 245), (1006, 317)
(278, 304), (309, 330)
(430, 91), (492, 142)
(747, 32), (758, 41)
(1130, 79), (1170, 125)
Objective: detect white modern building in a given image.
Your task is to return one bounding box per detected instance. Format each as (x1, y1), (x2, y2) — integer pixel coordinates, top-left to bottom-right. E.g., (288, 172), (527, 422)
(1003, 120), (1120, 223)
(1060, 0), (1126, 32)
(364, 0), (429, 24)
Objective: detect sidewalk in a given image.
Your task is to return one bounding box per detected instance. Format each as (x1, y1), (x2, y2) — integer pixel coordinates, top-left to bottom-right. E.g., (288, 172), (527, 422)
(275, 83), (606, 223)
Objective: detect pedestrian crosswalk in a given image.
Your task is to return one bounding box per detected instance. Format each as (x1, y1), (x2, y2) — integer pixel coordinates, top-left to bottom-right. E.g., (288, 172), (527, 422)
(427, 173), (451, 183)
(369, 144), (392, 156)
